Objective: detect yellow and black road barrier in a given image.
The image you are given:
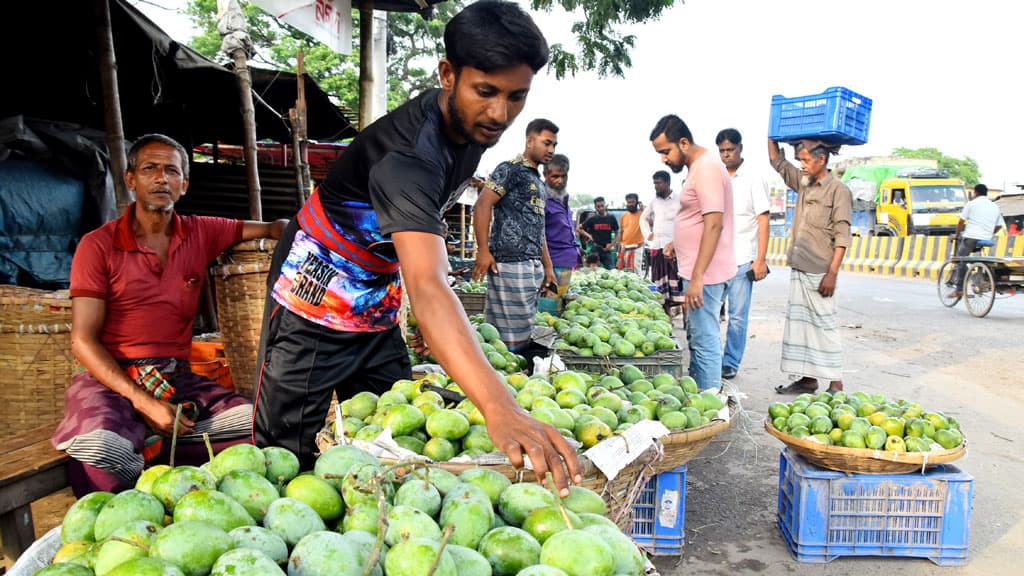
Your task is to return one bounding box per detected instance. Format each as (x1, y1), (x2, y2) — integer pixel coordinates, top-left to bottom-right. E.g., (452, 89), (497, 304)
(766, 235), (1024, 280)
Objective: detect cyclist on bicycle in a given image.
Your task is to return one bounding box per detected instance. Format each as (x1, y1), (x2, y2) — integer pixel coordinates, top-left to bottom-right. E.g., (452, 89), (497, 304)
(950, 184), (1004, 297)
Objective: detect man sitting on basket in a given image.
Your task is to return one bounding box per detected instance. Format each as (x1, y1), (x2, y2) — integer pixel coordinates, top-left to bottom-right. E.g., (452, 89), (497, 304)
(52, 134), (285, 495)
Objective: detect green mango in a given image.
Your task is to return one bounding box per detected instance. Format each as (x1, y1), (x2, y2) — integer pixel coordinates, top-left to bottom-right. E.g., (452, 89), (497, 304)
(149, 521), (232, 576)
(61, 491), (114, 543)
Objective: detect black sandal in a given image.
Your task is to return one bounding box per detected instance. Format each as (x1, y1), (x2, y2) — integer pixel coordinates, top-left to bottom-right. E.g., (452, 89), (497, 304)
(774, 381), (819, 395)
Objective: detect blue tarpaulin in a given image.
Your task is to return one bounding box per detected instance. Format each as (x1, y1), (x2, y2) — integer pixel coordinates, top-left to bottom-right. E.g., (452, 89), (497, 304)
(0, 160), (83, 287)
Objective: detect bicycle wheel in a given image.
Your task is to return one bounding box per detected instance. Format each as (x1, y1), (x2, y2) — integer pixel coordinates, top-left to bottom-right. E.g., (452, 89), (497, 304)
(964, 262), (995, 317)
(937, 260), (961, 308)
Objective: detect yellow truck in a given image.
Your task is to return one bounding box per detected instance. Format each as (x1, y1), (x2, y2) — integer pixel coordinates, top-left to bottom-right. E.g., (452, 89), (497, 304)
(844, 167), (968, 236)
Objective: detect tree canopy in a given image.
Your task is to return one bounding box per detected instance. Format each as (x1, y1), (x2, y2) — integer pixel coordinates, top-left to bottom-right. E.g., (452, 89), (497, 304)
(184, 0), (680, 115)
(891, 147), (982, 187)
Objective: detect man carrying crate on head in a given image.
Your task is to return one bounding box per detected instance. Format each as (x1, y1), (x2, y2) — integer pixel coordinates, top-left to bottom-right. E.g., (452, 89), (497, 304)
(768, 139), (852, 396)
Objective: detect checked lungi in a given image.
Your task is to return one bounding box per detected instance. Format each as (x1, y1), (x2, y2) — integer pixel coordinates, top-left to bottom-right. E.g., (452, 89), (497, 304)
(649, 248), (683, 308)
(484, 259), (544, 352)
(781, 270), (842, 381)
(52, 358), (251, 493)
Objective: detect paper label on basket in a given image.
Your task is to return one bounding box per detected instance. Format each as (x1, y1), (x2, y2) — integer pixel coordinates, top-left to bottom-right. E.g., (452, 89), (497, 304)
(412, 364), (446, 375)
(658, 488), (679, 528)
(350, 427), (430, 462)
(583, 420), (670, 481)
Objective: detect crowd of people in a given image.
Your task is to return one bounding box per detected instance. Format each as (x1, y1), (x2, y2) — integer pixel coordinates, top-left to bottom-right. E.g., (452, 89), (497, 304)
(52, 0), (917, 497)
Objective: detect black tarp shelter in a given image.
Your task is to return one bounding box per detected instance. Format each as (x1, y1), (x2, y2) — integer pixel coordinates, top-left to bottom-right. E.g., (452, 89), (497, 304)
(1, 0), (358, 149)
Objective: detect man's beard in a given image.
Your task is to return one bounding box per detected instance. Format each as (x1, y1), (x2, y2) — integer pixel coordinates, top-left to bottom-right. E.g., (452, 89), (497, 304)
(448, 88), (504, 149)
(547, 185), (568, 201)
(656, 189), (671, 199)
(626, 205), (638, 213)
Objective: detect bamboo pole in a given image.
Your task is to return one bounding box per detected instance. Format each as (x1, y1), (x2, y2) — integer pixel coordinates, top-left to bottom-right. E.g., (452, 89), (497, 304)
(358, 0), (375, 130)
(93, 0), (132, 217)
(230, 48), (263, 221)
(290, 50), (312, 206)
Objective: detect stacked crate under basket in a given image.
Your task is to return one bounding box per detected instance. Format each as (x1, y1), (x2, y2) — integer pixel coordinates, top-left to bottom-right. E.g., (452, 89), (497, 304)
(0, 286), (76, 437)
(777, 447), (973, 566)
(631, 465), (688, 556)
(455, 288), (486, 316)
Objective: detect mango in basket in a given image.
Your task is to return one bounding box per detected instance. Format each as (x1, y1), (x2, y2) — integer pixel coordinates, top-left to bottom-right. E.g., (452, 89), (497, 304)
(885, 435), (907, 452)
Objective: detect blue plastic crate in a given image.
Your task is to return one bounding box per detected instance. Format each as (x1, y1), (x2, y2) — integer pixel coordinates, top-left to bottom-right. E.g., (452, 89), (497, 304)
(777, 448), (973, 566)
(631, 465), (687, 556)
(768, 86), (872, 145)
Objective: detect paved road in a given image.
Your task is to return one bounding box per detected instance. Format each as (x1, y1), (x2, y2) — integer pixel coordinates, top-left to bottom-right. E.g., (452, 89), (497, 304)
(656, 267), (1023, 576)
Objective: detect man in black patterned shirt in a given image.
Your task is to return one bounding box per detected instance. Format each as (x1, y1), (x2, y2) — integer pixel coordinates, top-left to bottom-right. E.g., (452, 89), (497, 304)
(473, 118), (559, 352)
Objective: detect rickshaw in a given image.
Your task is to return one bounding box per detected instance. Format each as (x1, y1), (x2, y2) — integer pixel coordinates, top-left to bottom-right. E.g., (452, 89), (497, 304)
(937, 238), (1024, 317)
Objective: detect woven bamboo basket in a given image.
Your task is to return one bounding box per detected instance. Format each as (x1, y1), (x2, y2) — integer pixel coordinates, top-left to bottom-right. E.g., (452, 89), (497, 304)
(210, 240), (276, 399)
(0, 286), (75, 438)
(655, 396), (738, 473)
(764, 419), (967, 474)
(315, 427), (662, 531)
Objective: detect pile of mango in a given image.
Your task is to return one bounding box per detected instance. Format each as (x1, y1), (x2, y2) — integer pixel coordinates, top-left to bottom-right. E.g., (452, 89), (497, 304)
(455, 280), (488, 294)
(408, 316), (527, 376)
(541, 270), (677, 358)
(769, 390), (964, 452)
(338, 365), (726, 461)
(38, 443), (646, 576)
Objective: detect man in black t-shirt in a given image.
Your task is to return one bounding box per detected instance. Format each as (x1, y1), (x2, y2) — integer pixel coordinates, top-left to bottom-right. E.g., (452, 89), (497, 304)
(253, 0), (580, 493)
(473, 118), (559, 353)
(580, 197), (619, 269)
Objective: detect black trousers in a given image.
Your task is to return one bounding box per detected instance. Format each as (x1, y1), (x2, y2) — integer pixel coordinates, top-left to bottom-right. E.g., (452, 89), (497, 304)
(252, 220), (411, 469)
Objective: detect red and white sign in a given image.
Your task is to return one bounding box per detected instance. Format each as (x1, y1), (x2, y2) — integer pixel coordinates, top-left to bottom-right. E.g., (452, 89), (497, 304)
(252, 0), (353, 55)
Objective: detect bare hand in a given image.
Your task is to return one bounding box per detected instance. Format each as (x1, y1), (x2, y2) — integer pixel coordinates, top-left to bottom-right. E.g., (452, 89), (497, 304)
(663, 242), (676, 260)
(138, 397), (195, 436)
(543, 269), (558, 295)
(473, 252), (498, 282)
(684, 279), (705, 310)
(818, 272), (838, 297)
(486, 405), (581, 496)
(407, 329), (430, 357)
(751, 260), (769, 281)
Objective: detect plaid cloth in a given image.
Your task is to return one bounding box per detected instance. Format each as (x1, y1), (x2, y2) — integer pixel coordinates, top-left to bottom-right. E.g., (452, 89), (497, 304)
(124, 359), (200, 421)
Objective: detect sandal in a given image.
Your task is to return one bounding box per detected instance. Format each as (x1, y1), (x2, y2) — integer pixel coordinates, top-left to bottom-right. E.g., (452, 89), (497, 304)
(774, 381), (819, 395)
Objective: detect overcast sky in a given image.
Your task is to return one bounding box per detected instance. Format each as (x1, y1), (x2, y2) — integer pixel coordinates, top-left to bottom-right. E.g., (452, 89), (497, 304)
(135, 0), (1021, 205)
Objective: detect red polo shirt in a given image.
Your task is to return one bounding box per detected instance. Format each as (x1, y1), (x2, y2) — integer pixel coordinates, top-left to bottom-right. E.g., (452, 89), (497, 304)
(70, 204), (243, 360)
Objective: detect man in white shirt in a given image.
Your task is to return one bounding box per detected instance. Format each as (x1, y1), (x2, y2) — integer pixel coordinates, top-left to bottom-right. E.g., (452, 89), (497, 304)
(640, 170), (683, 315)
(950, 183), (1004, 296)
(717, 129), (770, 380)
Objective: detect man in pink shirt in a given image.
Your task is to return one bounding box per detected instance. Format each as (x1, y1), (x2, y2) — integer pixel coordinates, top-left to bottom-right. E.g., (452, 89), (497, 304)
(650, 115), (736, 390)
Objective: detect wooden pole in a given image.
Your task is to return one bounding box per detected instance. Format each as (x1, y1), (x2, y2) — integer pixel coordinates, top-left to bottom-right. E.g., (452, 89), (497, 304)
(93, 0), (132, 217)
(230, 48), (263, 221)
(358, 0), (375, 130)
(290, 50), (312, 206)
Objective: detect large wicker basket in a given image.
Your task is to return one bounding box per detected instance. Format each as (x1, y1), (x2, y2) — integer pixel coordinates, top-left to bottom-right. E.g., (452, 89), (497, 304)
(764, 419), (967, 474)
(315, 428), (662, 531)
(655, 396), (738, 473)
(455, 288), (486, 316)
(0, 286), (75, 438)
(210, 240), (276, 399)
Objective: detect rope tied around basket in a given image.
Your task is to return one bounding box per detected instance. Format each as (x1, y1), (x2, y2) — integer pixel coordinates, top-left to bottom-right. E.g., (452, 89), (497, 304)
(607, 442), (664, 530)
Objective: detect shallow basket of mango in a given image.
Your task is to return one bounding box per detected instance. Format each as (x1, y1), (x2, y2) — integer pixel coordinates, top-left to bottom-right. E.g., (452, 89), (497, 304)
(763, 390), (967, 474)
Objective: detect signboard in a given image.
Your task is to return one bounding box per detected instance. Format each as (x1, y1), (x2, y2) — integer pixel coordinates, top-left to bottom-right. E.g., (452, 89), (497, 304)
(252, 0), (353, 55)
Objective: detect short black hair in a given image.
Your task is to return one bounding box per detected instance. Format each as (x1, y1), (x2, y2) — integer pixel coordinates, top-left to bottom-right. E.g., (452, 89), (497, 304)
(527, 118), (559, 136)
(653, 170), (670, 183)
(445, 1), (549, 73)
(715, 128), (742, 146)
(127, 134), (190, 179)
(546, 154), (569, 172)
(974, 184), (988, 196)
(626, 193), (639, 201)
(649, 114), (694, 144)
(586, 253), (600, 264)
(594, 196), (606, 204)
(795, 141), (831, 163)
